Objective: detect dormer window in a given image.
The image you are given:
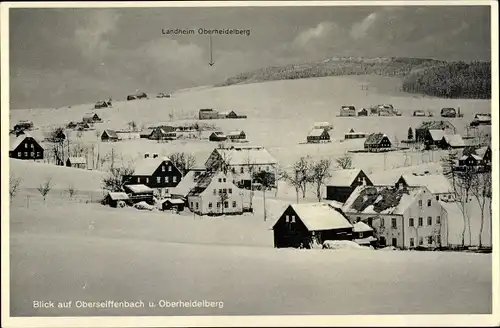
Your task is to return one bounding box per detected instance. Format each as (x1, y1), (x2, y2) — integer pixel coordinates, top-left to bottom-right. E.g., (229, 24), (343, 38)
(162, 166), (165, 172)
(168, 166), (172, 172)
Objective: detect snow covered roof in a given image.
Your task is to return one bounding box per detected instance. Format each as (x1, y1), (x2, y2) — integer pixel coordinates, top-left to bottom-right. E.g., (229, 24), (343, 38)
(354, 236), (377, 245)
(475, 146), (490, 158)
(213, 146), (278, 165)
(124, 184), (153, 194)
(400, 173), (453, 194)
(329, 200), (344, 209)
(342, 185), (427, 215)
(9, 133), (43, 151)
(308, 128), (328, 137)
(107, 192), (129, 201)
(102, 129), (119, 139)
(417, 120), (455, 131)
(289, 203), (352, 231)
(428, 129), (446, 141)
(443, 134), (465, 147)
(228, 130), (245, 137)
(365, 133), (389, 145)
(170, 170), (201, 197)
(313, 122), (332, 128)
(353, 221), (373, 233)
(474, 114), (491, 121)
(459, 154), (482, 161)
(161, 198), (184, 205)
(67, 157), (86, 164)
(133, 159), (167, 175)
(325, 169), (364, 187)
(187, 171), (219, 196)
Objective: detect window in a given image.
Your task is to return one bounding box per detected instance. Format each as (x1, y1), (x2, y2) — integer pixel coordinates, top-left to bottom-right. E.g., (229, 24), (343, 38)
(190, 202), (193, 208)
(380, 218), (385, 227)
(291, 215), (296, 223)
(18, 152), (21, 157)
(391, 218), (397, 229)
(359, 232), (364, 239)
(217, 202), (221, 208)
(36, 152), (40, 157)
(285, 215), (290, 223)
(223, 188), (227, 193)
(218, 178), (222, 182)
(196, 203), (199, 209)
(224, 201), (229, 208)
(418, 217), (423, 226)
(162, 166), (165, 172)
(146, 178), (149, 183)
(232, 201), (236, 208)
(436, 216), (441, 224)
(228, 188), (232, 194)
(165, 177), (169, 183)
(427, 216), (432, 226)
(418, 200), (422, 207)
(427, 236), (433, 244)
(137, 177), (140, 183)
(356, 217), (361, 223)
(209, 202), (213, 208)
(25, 143), (28, 149)
(223, 178), (226, 182)
(157, 177), (161, 183)
(419, 237), (423, 245)
(427, 199), (432, 207)
(173, 176), (177, 183)
(410, 238), (415, 247)
(436, 195), (439, 201)
(409, 218), (414, 227)
(392, 238), (397, 247)
(213, 189), (216, 195)
(31, 143), (34, 149)
(240, 167), (244, 173)
(30, 152), (34, 157)
(218, 189), (222, 194)
(368, 217), (373, 226)
(168, 166), (172, 172)
(24, 152), (28, 157)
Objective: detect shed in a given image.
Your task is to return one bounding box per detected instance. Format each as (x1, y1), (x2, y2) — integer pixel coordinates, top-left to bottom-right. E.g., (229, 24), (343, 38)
(161, 198), (185, 212)
(123, 184), (154, 204)
(352, 221), (375, 241)
(357, 108), (368, 116)
(102, 192), (129, 208)
(209, 132), (227, 142)
(101, 129), (119, 142)
(66, 157), (87, 169)
(340, 105), (356, 117)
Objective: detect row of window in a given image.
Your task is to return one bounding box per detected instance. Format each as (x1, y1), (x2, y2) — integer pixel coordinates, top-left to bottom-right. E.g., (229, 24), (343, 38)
(137, 176), (177, 184)
(213, 188), (233, 195)
(285, 215), (296, 223)
(24, 143), (35, 149)
(232, 166), (271, 174)
(418, 199), (433, 207)
(191, 201), (238, 209)
(161, 165), (173, 172)
(410, 235), (441, 247)
(17, 151), (41, 157)
(409, 216), (441, 227)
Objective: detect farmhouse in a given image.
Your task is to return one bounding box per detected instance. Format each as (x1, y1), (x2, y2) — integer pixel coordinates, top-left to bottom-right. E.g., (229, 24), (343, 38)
(123, 184), (154, 204)
(161, 198), (185, 212)
(352, 222), (376, 246)
(313, 122), (333, 130)
(471, 113), (491, 126)
(139, 128), (154, 139)
(227, 130), (246, 141)
(9, 132), (44, 160)
(415, 120), (456, 142)
(457, 145), (492, 172)
(102, 192), (129, 208)
(342, 185), (449, 249)
(272, 203), (353, 249)
(395, 173), (454, 201)
(123, 158), (183, 197)
(344, 128), (367, 140)
(186, 171), (243, 216)
(82, 113), (102, 123)
(440, 108), (457, 118)
(67, 121), (78, 129)
(77, 122), (92, 131)
(66, 157), (87, 169)
(413, 110), (426, 117)
(150, 126), (176, 140)
(116, 130), (140, 140)
(325, 169), (373, 203)
(340, 105), (356, 117)
(101, 129), (119, 142)
(364, 133), (392, 152)
(94, 100), (110, 109)
(199, 108), (219, 120)
(357, 108), (368, 116)
(205, 145), (279, 189)
(13, 120), (34, 131)
(209, 132), (227, 142)
(440, 134), (466, 149)
(307, 128), (330, 143)
(424, 129), (447, 148)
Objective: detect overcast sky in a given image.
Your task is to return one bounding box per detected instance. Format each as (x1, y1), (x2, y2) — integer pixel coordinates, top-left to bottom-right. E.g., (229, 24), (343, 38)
(9, 5), (491, 109)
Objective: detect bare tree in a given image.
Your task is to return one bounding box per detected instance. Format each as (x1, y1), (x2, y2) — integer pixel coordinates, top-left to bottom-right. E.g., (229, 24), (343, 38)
(95, 129), (101, 140)
(243, 154), (257, 209)
(76, 130), (83, 139)
(37, 178), (52, 203)
(128, 121), (138, 131)
(207, 149), (232, 175)
(456, 169), (475, 246)
(253, 171), (274, 221)
(336, 153), (353, 169)
(169, 152), (196, 176)
(9, 174), (22, 201)
(471, 172), (491, 247)
(67, 184), (76, 199)
(282, 169), (302, 204)
(311, 159), (332, 202)
(102, 166), (135, 192)
(294, 156), (313, 198)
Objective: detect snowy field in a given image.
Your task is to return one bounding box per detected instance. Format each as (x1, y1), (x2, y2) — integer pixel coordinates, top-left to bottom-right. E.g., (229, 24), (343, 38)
(8, 75), (493, 316)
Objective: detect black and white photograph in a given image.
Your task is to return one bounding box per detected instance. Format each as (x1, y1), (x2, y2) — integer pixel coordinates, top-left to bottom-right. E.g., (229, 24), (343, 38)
(1, 1), (498, 327)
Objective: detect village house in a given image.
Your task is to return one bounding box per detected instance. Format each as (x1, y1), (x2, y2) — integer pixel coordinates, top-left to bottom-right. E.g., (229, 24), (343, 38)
(364, 133), (392, 152)
(94, 100), (110, 109)
(342, 185), (449, 249)
(357, 108), (368, 116)
(344, 128), (367, 140)
(470, 113), (491, 126)
(352, 221), (377, 246)
(422, 129), (447, 148)
(161, 198), (185, 212)
(415, 120), (456, 143)
(170, 167), (208, 199)
(413, 110), (426, 117)
(325, 169), (373, 203)
(307, 128), (330, 143)
(139, 128), (154, 139)
(272, 203), (353, 248)
(204, 145), (279, 189)
(123, 157), (183, 198)
(457, 145), (492, 172)
(227, 130), (246, 142)
(394, 173), (454, 201)
(440, 107), (457, 118)
(67, 121), (78, 129)
(209, 131), (227, 142)
(199, 108), (219, 120)
(13, 120), (34, 131)
(66, 156), (87, 169)
(339, 105), (356, 117)
(123, 184), (154, 204)
(150, 126), (176, 141)
(77, 122), (92, 131)
(101, 129), (120, 142)
(115, 130), (141, 140)
(186, 171), (243, 216)
(9, 132), (44, 160)
(82, 113), (102, 124)
(127, 91), (147, 101)
(440, 134), (466, 149)
(102, 192), (130, 208)
(313, 122), (333, 130)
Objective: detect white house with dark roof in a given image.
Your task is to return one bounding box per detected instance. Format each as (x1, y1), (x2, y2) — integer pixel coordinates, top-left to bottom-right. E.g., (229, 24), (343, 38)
(272, 203), (353, 248)
(186, 171), (243, 215)
(342, 185), (449, 249)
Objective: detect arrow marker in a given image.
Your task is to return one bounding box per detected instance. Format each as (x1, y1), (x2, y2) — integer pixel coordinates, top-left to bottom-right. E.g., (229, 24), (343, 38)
(209, 34), (215, 66)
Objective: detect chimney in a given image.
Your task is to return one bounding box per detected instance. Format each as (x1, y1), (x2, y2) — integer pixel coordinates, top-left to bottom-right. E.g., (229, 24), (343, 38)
(144, 153), (150, 159)
(153, 153), (159, 159)
(362, 195), (368, 202)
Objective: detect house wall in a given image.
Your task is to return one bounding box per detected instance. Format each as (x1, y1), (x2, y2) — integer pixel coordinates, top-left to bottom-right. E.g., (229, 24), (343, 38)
(10, 137), (44, 160)
(345, 213), (404, 248)
(199, 111), (218, 120)
(123, 160), (182, 196)
(273, 206), (312, 248)
(326, 186), (353, 202)
(187, 175), (243, 215)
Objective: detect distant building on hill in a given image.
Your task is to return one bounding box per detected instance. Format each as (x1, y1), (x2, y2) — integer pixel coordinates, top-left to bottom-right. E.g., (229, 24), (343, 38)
(357, 108), (368, 116)
(440, 107), (457, 118)
(199, 108), (219, 120)
(307, 128), (330, 143)
(339, 105), (356, 117)
(440, 134), (465, 149)
(415, 120), (456, 143)
(364, 133), (392, 152)
(313, 122), (333, 130)
(227, 130), (246, 141)
(82, 113), (102, 124)
(344, 128), (367, 140)
(101, 129), (119, 142)
(470, 113), (491, 126)
(9, 132), (44, 160)
(209, 131), (227, 142)
(13, 120), (34, 131)
(66, 157), (87, 169)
